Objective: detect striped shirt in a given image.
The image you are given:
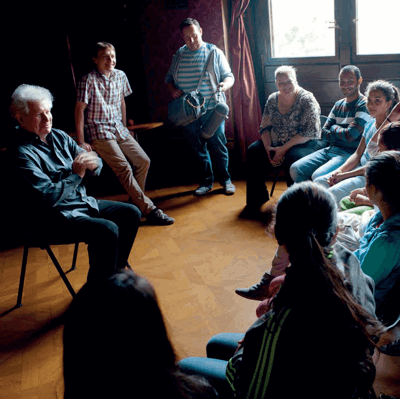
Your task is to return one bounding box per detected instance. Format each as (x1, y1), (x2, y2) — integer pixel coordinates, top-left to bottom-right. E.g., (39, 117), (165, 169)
(175, 44), (217, 108)
(322, 95), (372, 151)
(226, 307), (292, 399)
(77, 69), (132, 141)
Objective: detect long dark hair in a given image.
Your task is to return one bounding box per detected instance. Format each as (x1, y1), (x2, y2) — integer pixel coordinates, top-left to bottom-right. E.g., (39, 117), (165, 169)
(366, 151), (400, 214)
(63, 270), (215, 399)
(273, 182), (382, 398)
(379, 121), (400, 151)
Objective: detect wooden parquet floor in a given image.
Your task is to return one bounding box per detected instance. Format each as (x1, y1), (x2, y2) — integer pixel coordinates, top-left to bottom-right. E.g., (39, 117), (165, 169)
(0, 180), (285, 399)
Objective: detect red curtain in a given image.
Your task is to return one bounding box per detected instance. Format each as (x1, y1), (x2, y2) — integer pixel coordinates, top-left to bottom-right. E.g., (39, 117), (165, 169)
(229, 0), (262, 161)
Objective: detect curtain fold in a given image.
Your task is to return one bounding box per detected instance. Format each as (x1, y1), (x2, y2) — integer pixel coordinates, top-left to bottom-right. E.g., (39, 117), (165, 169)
(229, 0), (262, 162)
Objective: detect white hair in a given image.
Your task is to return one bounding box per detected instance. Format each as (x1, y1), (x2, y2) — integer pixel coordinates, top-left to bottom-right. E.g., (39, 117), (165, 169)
(275, 65), (298, 84)
(10, 84), (53, 120)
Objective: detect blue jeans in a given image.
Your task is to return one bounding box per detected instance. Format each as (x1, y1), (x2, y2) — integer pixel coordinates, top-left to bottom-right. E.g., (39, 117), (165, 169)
(314, 173), (366, 205)
(289, 146), (354, 183)
(178, 333), (244, 399)
(182, 109), (231, 187)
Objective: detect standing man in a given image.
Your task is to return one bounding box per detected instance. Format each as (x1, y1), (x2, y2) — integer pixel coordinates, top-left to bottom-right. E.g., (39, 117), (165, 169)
(289, 65), (372, 183)
(166, 18), (235, 196)
(11, 84), (141, 282)
(75, 42), (174, 225)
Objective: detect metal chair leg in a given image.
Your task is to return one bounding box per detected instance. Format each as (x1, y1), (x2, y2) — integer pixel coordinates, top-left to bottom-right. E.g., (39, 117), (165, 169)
(67, 242), (79, 272)
(45, 246), (76, 298)
(16, 244), (30, 308)
(270, 169), (280, 197)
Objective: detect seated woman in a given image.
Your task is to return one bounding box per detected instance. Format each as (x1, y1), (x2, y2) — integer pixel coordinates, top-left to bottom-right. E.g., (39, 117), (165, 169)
(181, 182), (382, 399)
(340, 120), (400, 214)
(63, 270), (217, 399)
(314, 81), (400, 204)
(354, 151), (400, 318)
(243, 65), (325, 218)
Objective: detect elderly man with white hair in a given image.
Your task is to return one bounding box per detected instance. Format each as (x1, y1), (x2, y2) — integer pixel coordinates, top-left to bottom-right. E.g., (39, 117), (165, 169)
(10, 84), (141, 282)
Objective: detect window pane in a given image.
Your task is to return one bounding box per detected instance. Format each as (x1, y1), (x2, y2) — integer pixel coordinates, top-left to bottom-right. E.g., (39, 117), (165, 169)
(356, 0), (400, 55)
(270, 0), (335, 58)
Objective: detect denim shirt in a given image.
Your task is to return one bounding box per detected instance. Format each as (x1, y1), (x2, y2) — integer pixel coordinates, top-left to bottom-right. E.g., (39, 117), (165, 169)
(354, 210), (400, 312)
(14, 128), (102, 221)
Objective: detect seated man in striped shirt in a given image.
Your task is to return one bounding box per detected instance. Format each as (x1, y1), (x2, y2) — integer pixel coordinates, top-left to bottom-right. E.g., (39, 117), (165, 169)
(289, 65), (372, 183)
(75, 42), (174, 226)
(166, 18), (235, 196)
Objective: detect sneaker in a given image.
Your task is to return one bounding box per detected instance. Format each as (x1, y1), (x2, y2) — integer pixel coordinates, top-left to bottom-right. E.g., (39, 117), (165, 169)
(223, 181), (236, 195)
(194, 185), (212, 196)
(235, 272), (274, 301)
(146, 208), (175, 226)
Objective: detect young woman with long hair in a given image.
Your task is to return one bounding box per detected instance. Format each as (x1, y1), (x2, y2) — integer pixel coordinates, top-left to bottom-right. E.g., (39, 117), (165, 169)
(63, 270), (217, 399)
(180, 182), (383, 399)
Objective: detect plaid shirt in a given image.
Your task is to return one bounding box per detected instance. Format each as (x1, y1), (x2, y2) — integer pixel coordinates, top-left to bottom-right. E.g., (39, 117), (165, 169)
(77, 69), (132, 141)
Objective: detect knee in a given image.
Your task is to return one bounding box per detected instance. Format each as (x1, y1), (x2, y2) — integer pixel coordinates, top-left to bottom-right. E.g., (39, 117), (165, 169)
(313, 174), (329, 188)
(125, 204), (141, 225)
(142, 154), (151, 170)
(289, 162), (300, 182)
(246, 140), (265, 164)
(95, 220), (119, 244)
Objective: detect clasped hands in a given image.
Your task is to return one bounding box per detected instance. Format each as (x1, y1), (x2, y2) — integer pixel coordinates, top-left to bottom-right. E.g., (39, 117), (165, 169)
(349, 187), (370, 206)
(266, 145), (285, 167)
(327, 170), (345, 186)
(73, 151), (101, 178)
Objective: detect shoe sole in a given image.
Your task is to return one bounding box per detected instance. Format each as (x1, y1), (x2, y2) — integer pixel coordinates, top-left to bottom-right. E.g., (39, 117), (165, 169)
(235, 289), (269, 301)
(194, 190), (212, 196)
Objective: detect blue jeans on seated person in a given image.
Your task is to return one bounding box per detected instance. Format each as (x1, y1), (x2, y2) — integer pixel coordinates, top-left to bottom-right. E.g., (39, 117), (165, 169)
(178, 333), (244, 399)
(314, 173), (366, 205)
(289, 146), (353, 183)
(182, 110), (231, 187)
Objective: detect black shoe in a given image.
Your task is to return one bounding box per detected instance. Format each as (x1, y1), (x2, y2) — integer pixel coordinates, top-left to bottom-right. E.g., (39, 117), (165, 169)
(239, 205), (262, 220)
(146, 208), (175, 225)
(235, 272), (274, 301)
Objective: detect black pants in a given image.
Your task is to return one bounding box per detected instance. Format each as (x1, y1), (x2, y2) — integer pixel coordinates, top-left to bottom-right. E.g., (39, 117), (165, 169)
(42, 200), (141, 281)
(245, 139), (327, 207)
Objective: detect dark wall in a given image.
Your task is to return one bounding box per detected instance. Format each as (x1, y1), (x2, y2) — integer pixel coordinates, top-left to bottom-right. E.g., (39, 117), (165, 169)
(4, 2), (150, 145)
(4, 0), (231, 146)
(2, 0), (232, 248)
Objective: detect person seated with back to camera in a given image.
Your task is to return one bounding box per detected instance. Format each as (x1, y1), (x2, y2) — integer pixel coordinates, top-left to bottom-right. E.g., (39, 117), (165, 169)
(242, 65), (325, 219)
(75, 41), (174, 226)
(352, 151), (400, 318)
(289, 65), (373, 187)
(238, 151), (400, 324)
(312, 80), (400, 205)
(10, 84), (141, 282)
(63, 269), (218, 399)
(178, 182), (383, 399)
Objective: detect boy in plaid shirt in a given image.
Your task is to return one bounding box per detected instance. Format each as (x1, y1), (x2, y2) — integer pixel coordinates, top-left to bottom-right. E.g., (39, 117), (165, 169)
(75, 42), (174, 225)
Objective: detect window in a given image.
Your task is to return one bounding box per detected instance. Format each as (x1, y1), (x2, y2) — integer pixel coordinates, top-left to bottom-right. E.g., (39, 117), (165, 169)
(269, 0), (336, 58)
(355, 0), (400, 56)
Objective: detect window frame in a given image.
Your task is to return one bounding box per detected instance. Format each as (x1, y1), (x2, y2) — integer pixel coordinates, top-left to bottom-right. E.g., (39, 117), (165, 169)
(261, 0), (400, 66)
(350, 0), (400, 63)
(264, 0), (340, 65)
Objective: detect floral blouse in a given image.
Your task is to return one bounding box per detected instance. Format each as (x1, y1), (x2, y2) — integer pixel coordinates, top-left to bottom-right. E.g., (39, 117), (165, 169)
(259, 88), (321, 147)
